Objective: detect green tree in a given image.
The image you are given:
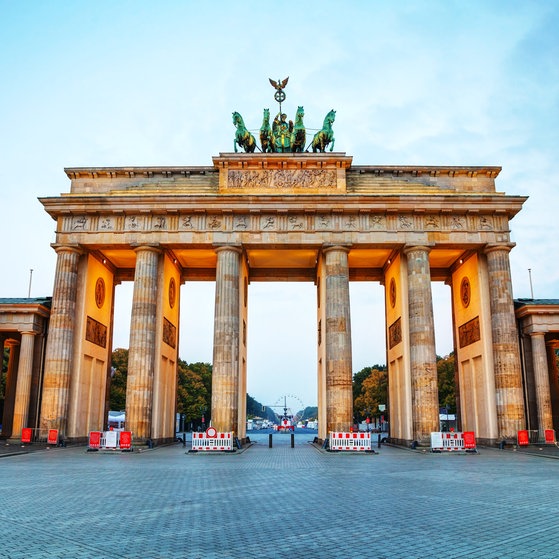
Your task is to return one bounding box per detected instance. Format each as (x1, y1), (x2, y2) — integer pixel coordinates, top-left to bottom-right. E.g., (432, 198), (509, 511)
(437, 353), (456, 413)
(109, 348), (128, 410)
(354, 367), (388, 422)
(300, 406), (318, 421)
(353, 363), (386, 403)
(176, 360), (212, 426)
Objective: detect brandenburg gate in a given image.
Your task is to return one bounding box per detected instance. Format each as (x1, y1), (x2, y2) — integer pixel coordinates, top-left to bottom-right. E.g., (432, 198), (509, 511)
(37, 152), (528, 446)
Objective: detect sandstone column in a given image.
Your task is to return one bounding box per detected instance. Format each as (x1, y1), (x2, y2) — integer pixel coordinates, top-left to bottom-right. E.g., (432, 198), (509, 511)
(485, 244), (525, 438)
(211, 246), (242, 433)
(323, 246), (353, 433)
(11, 332), (36, 437)
(1, 339), (20, 437)
(39, 245), (82, 436)
(547, 341), (559, 434)
(530, 332), (553, 440)
(404, 245), (439, 443)
(126, 245), (161, 441)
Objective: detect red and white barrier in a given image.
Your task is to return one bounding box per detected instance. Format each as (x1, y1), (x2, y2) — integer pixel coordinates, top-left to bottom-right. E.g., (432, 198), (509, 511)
(329, 432), (371, 451)
(88, 430), (133, 451)
(430, 431), (476, 452)
(191, 429), (233, 451)
(47, 429), (59, 446)
(518, 429), (558, 446)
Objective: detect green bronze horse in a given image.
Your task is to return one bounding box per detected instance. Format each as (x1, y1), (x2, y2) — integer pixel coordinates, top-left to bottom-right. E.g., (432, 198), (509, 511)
(311, 109), (336, 152)
(291, 106), (306, 153)
(259, 108), (273, 153)
(233, 111), (256, 153)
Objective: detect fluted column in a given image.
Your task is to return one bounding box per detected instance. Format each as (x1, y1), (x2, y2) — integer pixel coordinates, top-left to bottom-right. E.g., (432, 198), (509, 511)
(1, 339), (20, 437)
(531, 332), (553, 440)
(404, 246), (439, 443)
(485, 244), (525, 438)
(39, 245), (82, 436)
(211, 246), (242, 432)
(11, 332), (37, 437)
(126, 245), (161, 441)
(546, 342), (559, 431)
(323, 246), (353, 433)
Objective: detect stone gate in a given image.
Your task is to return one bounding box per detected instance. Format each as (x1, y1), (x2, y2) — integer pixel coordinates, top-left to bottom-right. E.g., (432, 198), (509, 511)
(35, 152), (530, 445)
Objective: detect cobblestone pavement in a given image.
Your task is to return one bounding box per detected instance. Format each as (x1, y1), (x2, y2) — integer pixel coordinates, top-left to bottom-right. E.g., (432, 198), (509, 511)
(1, 433), (559, 559)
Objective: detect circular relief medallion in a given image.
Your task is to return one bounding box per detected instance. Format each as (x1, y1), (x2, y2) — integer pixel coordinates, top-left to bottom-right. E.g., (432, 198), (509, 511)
(389, 278), (397, 308)
(460, 276), (471, 308)
(95, 277), (105, 309)
(168, 277), (176, 309)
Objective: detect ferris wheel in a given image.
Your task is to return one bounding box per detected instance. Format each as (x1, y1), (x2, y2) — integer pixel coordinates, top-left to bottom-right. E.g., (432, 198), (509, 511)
(272, 394), (306, 422)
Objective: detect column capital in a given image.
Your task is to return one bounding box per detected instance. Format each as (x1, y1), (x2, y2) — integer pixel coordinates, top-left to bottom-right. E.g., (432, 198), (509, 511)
(403, 244), (433, 256)
(529, 331), (546, 339)
(51, 243), (83, 256)
(213, 244), (242, 255)
(322, 244), (352, 255)
(19, 330), (38, 337)
(131, 243), (161, 254)
(484, 242), (516, 255)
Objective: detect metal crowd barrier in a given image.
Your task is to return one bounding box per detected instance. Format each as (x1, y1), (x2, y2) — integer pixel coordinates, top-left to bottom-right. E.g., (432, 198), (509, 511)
(329, 432), (372, 451)
(88, 430), (133, 451)
(21, 427), (60, 445)
(518, 429), (557, 446)
(191, 430), (233, 451)
(430, 431), (477, 452)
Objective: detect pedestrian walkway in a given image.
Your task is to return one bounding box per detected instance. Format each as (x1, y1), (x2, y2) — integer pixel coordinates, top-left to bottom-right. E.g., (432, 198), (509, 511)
(0, 434), (558, 558)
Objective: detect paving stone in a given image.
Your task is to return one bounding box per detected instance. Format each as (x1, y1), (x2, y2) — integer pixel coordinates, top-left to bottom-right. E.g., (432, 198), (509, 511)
(0, 433), (558, 557)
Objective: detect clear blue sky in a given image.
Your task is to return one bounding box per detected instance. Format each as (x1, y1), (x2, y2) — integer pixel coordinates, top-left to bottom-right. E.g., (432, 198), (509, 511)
(1, 1), (557, 406)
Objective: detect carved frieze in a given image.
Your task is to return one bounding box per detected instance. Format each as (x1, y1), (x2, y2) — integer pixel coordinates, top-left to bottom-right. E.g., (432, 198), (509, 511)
(398, 215), (414, 230)
(227, 169), (337, 190)
(424, 215), (440, 229)
(125, 215), (144, 230)
(370, 215), (386, 230)
(100, 217), (114, 230)
(85, 316), (107, 348)
(163, 317), (177, 349)
(389, 317), (402, 349)
(458, 316), (481, 348)
(72, 216), (89, 231)
(61, 209), (501, 236)
(153, 216), (167, 230)
(450, 216), (466, 230)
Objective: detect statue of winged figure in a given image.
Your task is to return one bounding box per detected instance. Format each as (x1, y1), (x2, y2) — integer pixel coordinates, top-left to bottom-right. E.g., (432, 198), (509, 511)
(269, 77), (289, 91)
(269, 77), (289, 106)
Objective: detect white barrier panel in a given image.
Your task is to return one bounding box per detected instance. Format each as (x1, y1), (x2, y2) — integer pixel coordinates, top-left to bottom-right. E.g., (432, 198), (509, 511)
(430, 431), (476, 452)
(329, 432), (371, 451)
(191, 431), (233, 451)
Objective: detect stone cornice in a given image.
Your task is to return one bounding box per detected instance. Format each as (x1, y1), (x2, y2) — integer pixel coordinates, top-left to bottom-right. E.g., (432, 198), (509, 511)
(39, 193), (528, 218)
(348, 165), (501, 178)
(64, 162), (500, 180)
(64, 166), (215, 180)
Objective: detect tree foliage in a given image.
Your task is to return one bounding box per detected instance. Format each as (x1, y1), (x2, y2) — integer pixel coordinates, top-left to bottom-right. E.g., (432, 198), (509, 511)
(437, 353), (456, 413)
(109, 348), (128, 410)
(352, 356), (457, 422)
(1, 347), (8, 400)
(177, 360), (212, 426)
(299, 406), (318, 421)
(353, 366), (388, 422)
